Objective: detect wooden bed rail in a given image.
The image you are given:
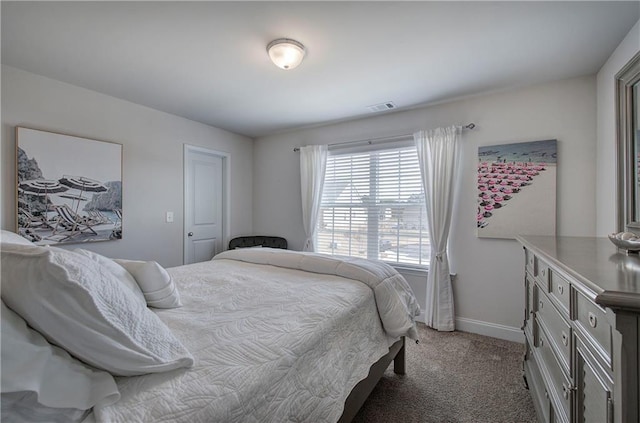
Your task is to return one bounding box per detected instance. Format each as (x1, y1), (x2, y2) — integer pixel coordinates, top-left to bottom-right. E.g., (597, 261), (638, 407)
(338, 336), (406, 423)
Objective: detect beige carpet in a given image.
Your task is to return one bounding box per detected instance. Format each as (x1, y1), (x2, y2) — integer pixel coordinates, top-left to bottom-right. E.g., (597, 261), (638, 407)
(352, 323), (537, 423)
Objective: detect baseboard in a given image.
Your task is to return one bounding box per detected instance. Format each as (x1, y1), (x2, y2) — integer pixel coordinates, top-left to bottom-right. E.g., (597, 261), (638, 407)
(455, 317), (524, 343)
(414, 314), (523, 343)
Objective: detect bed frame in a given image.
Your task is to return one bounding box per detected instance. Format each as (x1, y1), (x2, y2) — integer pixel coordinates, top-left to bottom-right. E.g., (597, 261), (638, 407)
(339, 337), (406, 422)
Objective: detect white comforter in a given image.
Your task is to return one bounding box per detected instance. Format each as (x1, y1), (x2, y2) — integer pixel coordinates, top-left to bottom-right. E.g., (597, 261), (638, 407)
(93, 250), (420, 423)
(214, 248), (421, 339)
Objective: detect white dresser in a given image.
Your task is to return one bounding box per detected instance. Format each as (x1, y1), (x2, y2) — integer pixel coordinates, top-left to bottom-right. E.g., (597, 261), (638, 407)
(517, 236), (640, 423)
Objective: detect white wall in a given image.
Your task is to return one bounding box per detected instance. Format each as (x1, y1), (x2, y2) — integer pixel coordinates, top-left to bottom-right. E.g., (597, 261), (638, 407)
(254, 76), (597, 340)
(596, 20), (640, 236)
(1, 66), (254, 268)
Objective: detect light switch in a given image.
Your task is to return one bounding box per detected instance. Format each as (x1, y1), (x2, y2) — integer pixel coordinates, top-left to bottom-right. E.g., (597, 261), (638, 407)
(166, 211), (174, 223)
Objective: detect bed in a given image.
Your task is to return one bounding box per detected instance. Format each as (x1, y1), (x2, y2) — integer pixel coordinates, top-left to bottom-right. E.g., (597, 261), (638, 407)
(0, 231), (420, 423)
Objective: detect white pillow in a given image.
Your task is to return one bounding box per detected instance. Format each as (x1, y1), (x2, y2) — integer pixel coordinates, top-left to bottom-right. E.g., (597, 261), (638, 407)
(74, 249), (146, 307)
(0, 230), (33, 246)
(114, 259), (182, 309)
(0, 244), (194, 376)
(1, 300), (120, 410)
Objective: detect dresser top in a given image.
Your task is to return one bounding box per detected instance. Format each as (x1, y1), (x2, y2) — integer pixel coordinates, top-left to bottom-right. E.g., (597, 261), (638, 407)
(517, 235), (640, 312)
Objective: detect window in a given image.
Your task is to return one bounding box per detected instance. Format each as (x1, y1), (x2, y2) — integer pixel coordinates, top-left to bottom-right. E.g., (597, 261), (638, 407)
(317, 143), (430, 267)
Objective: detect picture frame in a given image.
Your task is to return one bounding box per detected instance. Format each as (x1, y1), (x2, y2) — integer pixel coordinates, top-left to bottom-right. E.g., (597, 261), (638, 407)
(16, 127), (123, 245)
(476, 139), (557, 239)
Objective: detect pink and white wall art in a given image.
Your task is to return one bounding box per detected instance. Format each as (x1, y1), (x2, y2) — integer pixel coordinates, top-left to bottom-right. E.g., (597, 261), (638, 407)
(477, 139), (557, 239)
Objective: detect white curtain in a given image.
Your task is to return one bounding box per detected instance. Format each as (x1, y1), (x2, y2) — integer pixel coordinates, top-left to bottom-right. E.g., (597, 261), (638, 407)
(300, 145), (328, 252)
(414, 126), (461, 331)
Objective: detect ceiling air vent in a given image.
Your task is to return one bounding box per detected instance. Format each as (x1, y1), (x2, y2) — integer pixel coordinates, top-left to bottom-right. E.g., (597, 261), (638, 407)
(367, 101), (396, 113)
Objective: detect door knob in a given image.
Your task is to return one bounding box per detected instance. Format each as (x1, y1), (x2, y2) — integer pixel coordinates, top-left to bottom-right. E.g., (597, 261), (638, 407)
(188, 232), (194, 237)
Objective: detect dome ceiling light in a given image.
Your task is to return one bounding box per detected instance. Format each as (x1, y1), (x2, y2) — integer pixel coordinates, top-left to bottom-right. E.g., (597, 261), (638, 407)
(267, 38), (306, 70)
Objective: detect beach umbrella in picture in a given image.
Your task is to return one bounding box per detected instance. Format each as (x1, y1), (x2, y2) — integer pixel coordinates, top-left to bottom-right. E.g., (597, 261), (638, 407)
(59, 175), (108, 213)
(18, 179), (69, 214)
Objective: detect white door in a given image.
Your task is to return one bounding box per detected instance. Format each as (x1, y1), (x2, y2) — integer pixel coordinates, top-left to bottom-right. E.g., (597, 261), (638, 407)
(184, 146), (225, 264)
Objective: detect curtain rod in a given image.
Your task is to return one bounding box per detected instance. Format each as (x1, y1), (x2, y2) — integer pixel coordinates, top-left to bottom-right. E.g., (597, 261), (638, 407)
(293, 123), (475, 152)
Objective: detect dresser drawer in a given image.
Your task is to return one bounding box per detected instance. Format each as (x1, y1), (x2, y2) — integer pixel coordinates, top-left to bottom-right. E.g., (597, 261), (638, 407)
(536, 291), (571, 373)
(537, 259), (550, 291)
(525, 343), (551, 423)
(548, 269), (570, 317)
(574, 288), (612, 370)
(526, 247), (536, 276)
(551, 402), (570, 423)
(575, 335), (613, 423)
(538, 325), (572, 422)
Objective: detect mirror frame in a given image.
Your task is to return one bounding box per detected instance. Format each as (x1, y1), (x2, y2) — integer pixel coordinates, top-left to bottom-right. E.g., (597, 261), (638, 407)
(616, 51), (640, 232)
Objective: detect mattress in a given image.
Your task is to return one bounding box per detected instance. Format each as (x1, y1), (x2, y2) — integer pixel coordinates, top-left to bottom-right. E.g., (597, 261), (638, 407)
(91, 256), (403, 423)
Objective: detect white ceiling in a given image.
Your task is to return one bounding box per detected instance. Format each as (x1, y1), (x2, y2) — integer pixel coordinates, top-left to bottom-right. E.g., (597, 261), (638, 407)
(2, 1), (639, 138)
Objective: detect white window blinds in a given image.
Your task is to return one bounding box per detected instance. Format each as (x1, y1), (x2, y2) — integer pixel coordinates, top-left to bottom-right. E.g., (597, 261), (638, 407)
(317, 144), (430, 266)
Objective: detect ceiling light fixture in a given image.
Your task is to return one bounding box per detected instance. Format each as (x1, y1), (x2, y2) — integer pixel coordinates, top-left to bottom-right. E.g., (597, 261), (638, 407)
(267, 38), (306, 70)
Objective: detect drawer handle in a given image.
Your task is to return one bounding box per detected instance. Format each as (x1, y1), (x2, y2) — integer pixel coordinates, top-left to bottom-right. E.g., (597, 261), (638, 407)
(561, 331), (568, 346)
(539, 338), (544, 348)
(558, 285), (564, 295)
(562, 383), (570, 400)
(541, 269), (546, 277)
(588, 312), (598, 328)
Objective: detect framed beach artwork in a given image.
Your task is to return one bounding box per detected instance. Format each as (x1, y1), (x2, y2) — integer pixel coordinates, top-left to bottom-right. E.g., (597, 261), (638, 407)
(16, 127), (123, 245)
(476, 139), (557, 239)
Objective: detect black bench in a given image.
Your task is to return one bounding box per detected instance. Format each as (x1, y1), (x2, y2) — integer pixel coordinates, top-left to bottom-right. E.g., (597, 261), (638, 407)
(228, 236), (288, 250)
